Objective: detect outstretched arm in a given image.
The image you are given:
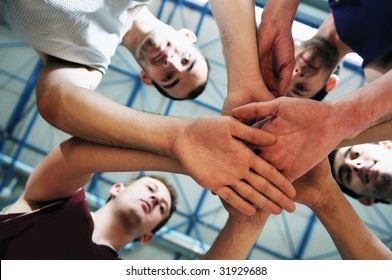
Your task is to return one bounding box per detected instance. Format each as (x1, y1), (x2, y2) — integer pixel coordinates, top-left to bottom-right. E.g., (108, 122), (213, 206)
(293, 159), (392, 259)
(10, 137), (185, 211)
(232, 70), (392, 182)
(208, 0), (275, 116)
(11, 131), (296, 216)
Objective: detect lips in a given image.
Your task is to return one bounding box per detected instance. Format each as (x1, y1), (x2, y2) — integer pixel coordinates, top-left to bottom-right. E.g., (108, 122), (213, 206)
(359, 162), (377, 184)
(142, 200), (152, 213)
(153, 48), (166, 63)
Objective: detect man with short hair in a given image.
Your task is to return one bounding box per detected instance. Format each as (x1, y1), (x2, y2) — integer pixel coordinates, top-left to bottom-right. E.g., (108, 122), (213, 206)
(286, 36), (340, 101)
(328, 141), (392, 206)
(0, 137), (270, 260)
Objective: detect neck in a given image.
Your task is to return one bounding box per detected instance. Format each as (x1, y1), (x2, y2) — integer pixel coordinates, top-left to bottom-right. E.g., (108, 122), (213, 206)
(91, 206), (137, 252)
(121, 6), (163, 55)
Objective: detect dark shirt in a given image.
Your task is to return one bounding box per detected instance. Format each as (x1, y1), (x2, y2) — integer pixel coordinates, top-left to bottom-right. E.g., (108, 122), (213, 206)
(328, 0), (392, 67)
(0, 189), (119, 260)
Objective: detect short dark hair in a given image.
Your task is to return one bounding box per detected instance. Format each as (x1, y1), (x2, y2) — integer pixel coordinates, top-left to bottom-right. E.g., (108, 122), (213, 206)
(328, 150), (390, 204)
(151, 57), (210, 100)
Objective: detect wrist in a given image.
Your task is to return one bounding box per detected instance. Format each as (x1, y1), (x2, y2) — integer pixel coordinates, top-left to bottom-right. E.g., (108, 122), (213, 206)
(227, 212), (270, 233)
(262, 0), (300, 29)
(326, 99), (367, 140)
(309, 180), (343, 214)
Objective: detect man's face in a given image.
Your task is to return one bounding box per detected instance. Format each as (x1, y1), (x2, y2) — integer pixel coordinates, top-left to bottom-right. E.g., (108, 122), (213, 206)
(286, 47), (330, 99)
(136, 26), (208, 99)
(333, 142), (392, 201)
(114, 177), (172, 234)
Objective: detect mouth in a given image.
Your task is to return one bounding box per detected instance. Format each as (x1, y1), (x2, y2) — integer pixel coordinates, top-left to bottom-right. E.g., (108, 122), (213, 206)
(153, 46), (168, 63)
(360, 162), (377, 184)
(141, 200), (152, 213)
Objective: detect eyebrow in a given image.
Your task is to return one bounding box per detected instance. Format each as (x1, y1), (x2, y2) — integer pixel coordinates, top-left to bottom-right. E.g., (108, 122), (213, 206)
(162, 58), (197, 89)
(337, 147), (352, 183)
(343, 147), (352, 159)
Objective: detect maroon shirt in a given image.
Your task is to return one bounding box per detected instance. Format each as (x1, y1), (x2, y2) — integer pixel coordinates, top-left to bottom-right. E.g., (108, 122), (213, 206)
(0, 190), (119, 259)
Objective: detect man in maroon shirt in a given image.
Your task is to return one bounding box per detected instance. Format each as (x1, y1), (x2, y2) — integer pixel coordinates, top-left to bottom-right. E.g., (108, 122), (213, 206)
(0, 137), (269, 260)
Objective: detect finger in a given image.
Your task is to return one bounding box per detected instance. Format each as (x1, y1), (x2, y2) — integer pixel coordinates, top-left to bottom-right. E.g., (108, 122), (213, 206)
(278, 67), (294, 97)
(231, 119), (276, 146)
(251, 155), (296, 198)
(214, 186), (256, 216)
(245, 171), (296, 213)
(230, 179), (283, 215)
(231, 101), (279, 121)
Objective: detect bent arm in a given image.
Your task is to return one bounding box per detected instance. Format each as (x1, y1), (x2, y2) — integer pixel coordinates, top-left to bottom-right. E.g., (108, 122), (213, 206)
(36, 60), (186, 154)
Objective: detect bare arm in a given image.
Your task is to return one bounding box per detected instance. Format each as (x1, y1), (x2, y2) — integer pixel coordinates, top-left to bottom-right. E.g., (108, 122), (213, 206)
(202, 200), (269, 260)
(6, 137), (184, 212)
(36, 60), (183, 153)
(293, 159), (392, 259)
(231, 69), (392, 182)
(208, 0), (274, 115)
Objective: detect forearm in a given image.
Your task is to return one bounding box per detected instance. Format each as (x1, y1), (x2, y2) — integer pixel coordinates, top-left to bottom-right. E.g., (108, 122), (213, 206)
(36, 64), (188, 156)
(328, 69), (392, 141)
(208, 0), (270, 99)
(26, 137), (185, 201)
(312, 183), (392, 259)
(261, 0), (300, 29)
(338, 119), (392, 148)
(201, 214), (268, 260)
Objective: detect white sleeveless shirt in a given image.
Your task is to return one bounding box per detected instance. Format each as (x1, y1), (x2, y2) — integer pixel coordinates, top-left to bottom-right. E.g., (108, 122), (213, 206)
(0, 0), (150, 73)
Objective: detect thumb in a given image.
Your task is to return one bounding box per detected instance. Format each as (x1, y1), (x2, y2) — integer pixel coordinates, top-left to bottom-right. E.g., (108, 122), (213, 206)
(231, 119), (276, 146)
(231, 100), (279, 121)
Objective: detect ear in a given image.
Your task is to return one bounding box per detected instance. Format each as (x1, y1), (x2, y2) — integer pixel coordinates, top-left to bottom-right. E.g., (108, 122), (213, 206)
(326, 73), (339, 92)
(178, 28), (197, 43)
(109, 183), (125, 199)
(138, 232), (154, 244)
(358, 197), (375, 206)
(379, 140), (392, 151)
(139, 69), (152, 85)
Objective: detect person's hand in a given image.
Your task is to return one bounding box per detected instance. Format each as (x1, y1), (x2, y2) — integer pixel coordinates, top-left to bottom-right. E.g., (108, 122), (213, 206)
(292, 158), (336, 209)
(257, 20), (295, 97)
(221, 198), (270, 226)
(232, 97), (345, 182)
(221, 79), (275, 117)
(171, 115), (296, 216)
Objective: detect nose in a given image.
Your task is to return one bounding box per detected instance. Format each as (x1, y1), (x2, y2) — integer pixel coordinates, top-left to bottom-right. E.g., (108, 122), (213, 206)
(163, 51), (189, 71)
(348, 159), (364, 173)
(151, 195), (159, 207)
(293, 67), (305, 78)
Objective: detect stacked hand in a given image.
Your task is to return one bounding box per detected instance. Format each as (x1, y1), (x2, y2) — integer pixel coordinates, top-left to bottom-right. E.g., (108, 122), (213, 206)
(171, 115), (296, 215)
(232, 97), (345, 182)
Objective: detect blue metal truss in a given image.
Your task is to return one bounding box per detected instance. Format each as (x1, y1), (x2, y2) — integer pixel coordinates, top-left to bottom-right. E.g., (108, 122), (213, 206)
(0, 0), (391, 260)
